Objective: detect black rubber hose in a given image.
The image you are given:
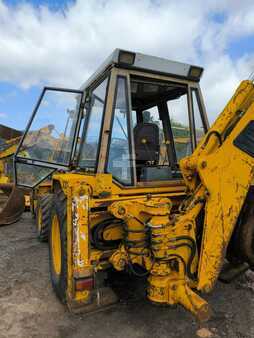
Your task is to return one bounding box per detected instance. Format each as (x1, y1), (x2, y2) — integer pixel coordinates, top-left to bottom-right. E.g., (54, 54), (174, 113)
(91, 218), (124, 250)
(151, 236), (197, 280)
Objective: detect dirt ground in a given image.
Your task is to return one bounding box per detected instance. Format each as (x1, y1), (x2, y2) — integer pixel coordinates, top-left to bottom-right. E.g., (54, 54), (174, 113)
(0, 213), (254, 338)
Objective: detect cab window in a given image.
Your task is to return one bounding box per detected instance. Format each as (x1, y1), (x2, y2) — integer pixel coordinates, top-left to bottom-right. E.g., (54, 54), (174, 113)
(130, 76), (204, 183)
(168, 93), (191, 161)
(107, 76), (132, 185)
(79, 77), (108, 169)
(191, 88), (206, 146)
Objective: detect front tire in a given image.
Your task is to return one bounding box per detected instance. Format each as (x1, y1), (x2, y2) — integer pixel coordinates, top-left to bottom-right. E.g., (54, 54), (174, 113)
(49, 189), (68, 303)
(35, 194), (53, 242)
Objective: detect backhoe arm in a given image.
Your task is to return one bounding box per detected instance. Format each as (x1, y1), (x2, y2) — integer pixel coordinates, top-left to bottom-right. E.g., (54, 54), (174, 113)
(108, 81), (254, 320)
(179, 80), (254, 292)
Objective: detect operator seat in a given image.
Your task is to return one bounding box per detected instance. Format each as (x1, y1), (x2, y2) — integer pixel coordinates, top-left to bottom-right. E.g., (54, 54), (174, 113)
(134, 123), (173, 181)
(134, 123), (160, 165)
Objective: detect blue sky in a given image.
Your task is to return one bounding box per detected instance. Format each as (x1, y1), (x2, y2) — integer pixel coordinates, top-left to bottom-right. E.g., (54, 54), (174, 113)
(5, 0), (72, 11)
(0, 0), (254, 130)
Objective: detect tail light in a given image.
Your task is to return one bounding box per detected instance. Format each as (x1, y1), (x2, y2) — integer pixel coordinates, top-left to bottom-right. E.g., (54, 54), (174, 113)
(75, 277), (94, 291)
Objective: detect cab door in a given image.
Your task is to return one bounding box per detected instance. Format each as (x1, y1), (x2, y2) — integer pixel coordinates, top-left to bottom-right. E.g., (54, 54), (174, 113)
(14, 87), (84, 188)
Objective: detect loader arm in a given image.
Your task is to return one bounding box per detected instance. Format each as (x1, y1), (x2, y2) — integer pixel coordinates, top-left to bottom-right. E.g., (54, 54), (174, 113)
(179, 80), (254, 292)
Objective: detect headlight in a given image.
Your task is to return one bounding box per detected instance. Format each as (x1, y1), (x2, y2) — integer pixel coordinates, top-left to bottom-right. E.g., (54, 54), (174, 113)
(188, 66), (203, 80)
(118, 50), (136, 66)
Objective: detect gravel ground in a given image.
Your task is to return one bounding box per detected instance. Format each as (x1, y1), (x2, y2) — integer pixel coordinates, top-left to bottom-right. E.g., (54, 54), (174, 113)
(0, 212), (254, 338)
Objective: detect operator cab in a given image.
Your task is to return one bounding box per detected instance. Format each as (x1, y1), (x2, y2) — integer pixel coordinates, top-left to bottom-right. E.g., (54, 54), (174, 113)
(14, 49), (209, 188)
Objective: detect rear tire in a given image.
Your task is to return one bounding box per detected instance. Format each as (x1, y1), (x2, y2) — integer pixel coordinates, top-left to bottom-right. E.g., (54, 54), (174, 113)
(227, 187), (254, 266)
(49, 189), (68, 303)
(35, 194), (53, 242)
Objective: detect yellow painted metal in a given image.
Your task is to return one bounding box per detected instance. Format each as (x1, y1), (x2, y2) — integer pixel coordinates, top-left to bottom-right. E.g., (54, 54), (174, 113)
(0, 136), (27, 223)
(66, 184), (74, 301)
(24, 195), (30, 208)
(0, 141), (19, 183)
(37, 206), (42, 232)
(93, 173), (112, 197)
(50, 173), (205, 317)
(51, 214), (62, 275)
(0, 135), (31, 213)
(179, 80), (254, 292)
(45, 80), (254, 320)
(147, 273), (210, 321)
(66, 182), (93, 304)
(108, 196), (207, 318)
(197, 109), (254, 290)
(103, 223), (122, 241)
(0, 176), (9, 184)
(53, 174), (185, 307)
(0, 140), (19, 159)
(54, 173), (186, 198)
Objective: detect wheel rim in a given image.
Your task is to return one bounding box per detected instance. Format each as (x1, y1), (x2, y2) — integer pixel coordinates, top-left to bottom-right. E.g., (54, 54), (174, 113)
(51, 214), (61, 275)
(37, 207), (42, 232)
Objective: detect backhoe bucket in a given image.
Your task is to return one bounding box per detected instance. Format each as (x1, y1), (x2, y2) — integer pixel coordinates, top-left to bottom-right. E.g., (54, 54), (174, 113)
(0, 183), (25, 225)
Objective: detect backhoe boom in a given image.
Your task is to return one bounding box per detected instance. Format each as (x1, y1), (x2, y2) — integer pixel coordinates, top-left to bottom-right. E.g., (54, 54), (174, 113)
(180, 80), (254, 291)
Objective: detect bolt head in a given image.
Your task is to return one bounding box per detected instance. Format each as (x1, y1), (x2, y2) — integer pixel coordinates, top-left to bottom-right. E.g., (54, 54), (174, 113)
(118, 207), (126, 215)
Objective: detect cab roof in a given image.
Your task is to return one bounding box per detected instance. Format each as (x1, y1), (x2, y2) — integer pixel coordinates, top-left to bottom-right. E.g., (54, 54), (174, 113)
(80, 49), (204, 92)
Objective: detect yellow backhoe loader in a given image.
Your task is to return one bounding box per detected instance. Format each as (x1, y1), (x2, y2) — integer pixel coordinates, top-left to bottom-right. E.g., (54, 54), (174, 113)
(14, 49), (254, 321)
(0, 124), (51, 227)
(0, 125), (25, 225)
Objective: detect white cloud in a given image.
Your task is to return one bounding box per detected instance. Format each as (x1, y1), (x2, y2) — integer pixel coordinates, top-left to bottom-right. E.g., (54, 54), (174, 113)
(0, 0), (254, 122)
